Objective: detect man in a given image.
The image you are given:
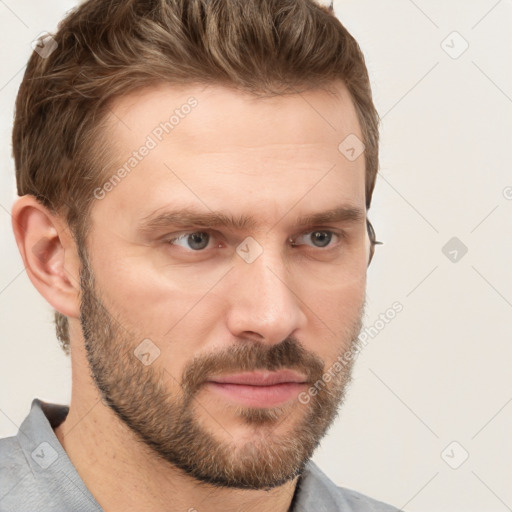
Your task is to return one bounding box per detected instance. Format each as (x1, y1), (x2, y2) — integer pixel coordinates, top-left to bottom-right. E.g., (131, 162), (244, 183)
(1, 0), (398, 510)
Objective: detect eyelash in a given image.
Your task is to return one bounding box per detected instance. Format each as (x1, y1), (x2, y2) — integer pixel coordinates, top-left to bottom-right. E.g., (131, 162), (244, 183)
(164, 229), (345, 252)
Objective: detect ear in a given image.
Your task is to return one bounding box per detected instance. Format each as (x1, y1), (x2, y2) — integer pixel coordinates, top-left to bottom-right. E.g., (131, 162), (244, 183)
(366, 218), (381, 267)
(11, 195), (81, 319)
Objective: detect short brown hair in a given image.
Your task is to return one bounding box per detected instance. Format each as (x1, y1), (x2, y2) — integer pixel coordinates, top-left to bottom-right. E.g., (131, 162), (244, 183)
(13, 0), (380, 354)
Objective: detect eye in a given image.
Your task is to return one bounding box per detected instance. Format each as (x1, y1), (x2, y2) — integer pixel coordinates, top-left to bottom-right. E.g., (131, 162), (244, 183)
(291, 230), (342, 249)
(166, 231), (216, 251)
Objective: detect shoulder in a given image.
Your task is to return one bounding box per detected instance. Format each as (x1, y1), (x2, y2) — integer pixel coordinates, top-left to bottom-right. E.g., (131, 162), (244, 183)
(0, 433), (29, 481)
(0, 434), (34, 510)
(295, 460), (402, 512)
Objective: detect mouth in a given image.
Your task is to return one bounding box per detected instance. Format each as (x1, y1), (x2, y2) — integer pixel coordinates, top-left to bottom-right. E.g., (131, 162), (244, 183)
(205, 370), (308, 408)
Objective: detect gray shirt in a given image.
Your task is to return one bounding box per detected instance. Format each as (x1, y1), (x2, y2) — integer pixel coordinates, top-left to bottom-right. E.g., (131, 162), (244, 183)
(0, 399), (400, 511)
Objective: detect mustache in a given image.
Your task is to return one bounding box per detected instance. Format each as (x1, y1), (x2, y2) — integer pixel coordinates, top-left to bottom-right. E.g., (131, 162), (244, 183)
(180, 336), (325, 397)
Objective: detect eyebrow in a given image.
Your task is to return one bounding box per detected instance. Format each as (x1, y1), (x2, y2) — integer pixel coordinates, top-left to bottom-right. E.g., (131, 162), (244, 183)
(136, 205), (365, 235)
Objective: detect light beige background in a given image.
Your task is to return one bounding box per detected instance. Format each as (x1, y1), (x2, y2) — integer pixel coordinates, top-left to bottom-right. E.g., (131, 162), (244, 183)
(1, 1), (511, 510)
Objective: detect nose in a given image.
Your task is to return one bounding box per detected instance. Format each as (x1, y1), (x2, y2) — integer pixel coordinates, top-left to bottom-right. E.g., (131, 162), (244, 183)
(224, 246), (307, 345)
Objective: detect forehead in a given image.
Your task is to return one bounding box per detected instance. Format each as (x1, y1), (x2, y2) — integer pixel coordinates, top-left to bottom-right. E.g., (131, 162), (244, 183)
(108, 81), (362, 150)
(92, 82), (366, 231)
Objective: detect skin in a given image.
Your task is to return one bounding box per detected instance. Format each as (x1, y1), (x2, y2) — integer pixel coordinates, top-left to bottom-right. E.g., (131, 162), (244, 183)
(12, 80), (371, 512)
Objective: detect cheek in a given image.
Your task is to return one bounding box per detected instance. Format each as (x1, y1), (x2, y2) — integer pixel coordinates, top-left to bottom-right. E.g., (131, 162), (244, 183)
(89, 249), (223, 355)
(302, 277), (365, 360)
(300, 257), (365, 316)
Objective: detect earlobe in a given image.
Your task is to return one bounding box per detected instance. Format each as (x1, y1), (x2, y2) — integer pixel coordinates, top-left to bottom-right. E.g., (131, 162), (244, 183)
(11, 195), (81, 319)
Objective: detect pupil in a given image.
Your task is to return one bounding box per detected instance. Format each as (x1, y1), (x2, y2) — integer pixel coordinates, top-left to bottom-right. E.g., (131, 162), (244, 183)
(312, 231), (331, 247)
(188, 232), (209, 250)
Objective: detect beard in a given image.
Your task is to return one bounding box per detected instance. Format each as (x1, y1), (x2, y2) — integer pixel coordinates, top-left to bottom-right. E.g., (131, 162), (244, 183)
(78, 245), (364, 490)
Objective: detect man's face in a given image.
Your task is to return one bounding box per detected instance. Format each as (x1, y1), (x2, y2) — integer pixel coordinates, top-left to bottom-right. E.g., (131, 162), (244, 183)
(79, 82), (369, 489)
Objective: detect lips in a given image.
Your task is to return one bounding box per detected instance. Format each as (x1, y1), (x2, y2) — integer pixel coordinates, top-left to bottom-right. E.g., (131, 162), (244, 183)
(207, 370), (308, 386)
(205, 370), (308, 408)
